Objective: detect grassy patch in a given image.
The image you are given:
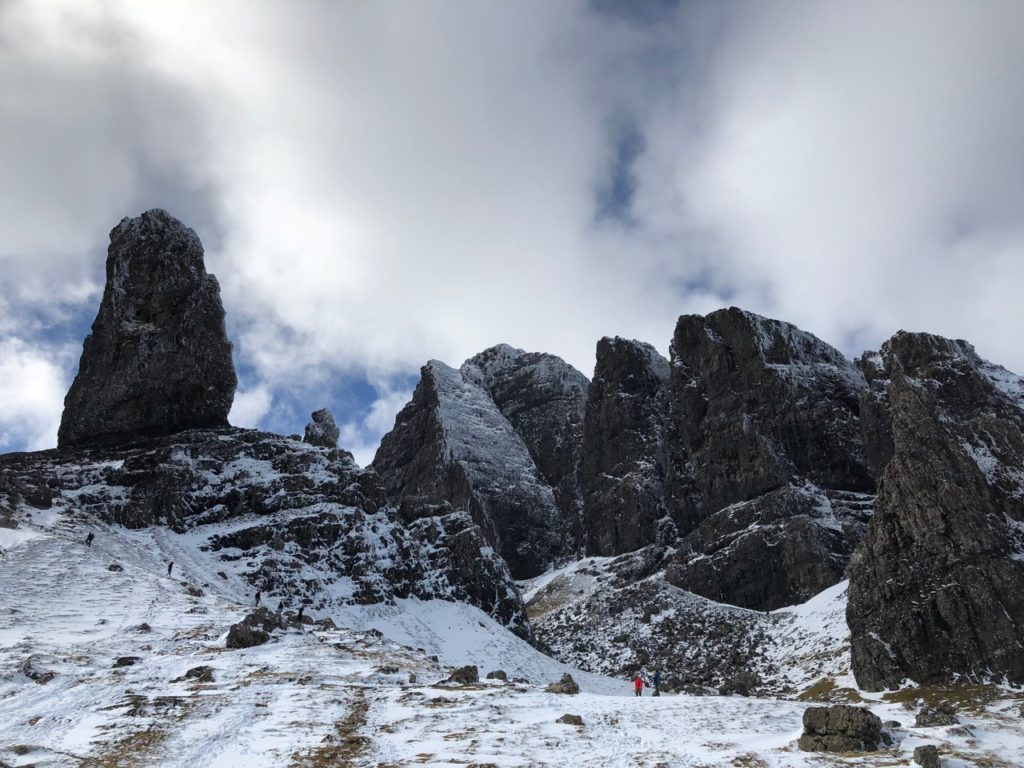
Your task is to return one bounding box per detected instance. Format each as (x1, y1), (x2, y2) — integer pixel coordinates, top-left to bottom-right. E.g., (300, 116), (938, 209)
(797, 677), (865, 703)
(290, 689), (370, 768)
(881, 683), (1021, 715)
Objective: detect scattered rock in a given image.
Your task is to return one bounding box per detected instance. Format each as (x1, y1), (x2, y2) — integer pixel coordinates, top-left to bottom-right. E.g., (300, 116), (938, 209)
(303, 408), (340, 449)
(20, 657), (56, 685)
(447, 665), (479, 685)
(913, 744), (940, 768)
(544, 674), (580, 695)
(113, 656), (141, 668)
(915, 704), (959, 727)
(173, 665), (215, 683)
(185, 585), (204, 597)
(377, 665), (400, 675)
(134, 623), (151, 633)
(798, 705), (886, 753)
(107, 563), (124, 572)
(57, 209), (236, 448)
(408, 672), (417, 684)
(556, 713), (583, 726)
(486, 670), (507, 681)
(217, 571), (228, 580)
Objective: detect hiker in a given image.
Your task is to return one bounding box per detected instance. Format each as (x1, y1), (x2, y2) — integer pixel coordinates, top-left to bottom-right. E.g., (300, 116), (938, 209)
(276, 600), (284, 618)
(633, 674), (644, 697)
(85, 532), (94, 547)
(297, 605), (304, 623)
(652, 670), (661, 697)
(255, 591), (262, 606)
(167, 561), (174, 577)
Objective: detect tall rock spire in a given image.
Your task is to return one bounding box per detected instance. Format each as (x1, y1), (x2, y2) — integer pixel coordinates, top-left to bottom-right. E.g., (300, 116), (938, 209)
(58, 209), (237, 448)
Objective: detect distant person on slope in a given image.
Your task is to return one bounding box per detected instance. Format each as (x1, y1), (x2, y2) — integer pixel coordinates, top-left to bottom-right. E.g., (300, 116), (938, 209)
(85, 532), (94, 547)
(167, 561), (174, 577)
(255, 590), (262, 606)
(652, 670), (661, 696)
(633, 674), (644, 697)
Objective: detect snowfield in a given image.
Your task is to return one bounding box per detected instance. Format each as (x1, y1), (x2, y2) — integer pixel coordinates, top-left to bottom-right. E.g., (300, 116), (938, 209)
(2, 506), (1024, 767)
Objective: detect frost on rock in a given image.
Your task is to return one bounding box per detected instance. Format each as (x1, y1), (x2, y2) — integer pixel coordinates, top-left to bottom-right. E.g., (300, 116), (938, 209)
(373, 356), (572, 578)
(848, 330), (1024, 689)
(0, 427), (532, 641)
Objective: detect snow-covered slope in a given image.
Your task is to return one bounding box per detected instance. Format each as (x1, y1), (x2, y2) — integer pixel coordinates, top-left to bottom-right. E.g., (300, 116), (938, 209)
(3, 509), (1024, 767)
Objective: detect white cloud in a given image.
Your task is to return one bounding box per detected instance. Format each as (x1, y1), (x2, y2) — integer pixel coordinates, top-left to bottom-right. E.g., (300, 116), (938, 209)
(2, 0), (1024, 456)
(228, 385), (274, 430)
(340, 382), (416, 468)
(0, 338), (71, 451)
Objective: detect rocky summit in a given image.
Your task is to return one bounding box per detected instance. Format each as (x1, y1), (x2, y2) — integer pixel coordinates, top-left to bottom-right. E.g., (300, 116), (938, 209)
(58, 209), (237, 448)
(847, 331), (1024, 689)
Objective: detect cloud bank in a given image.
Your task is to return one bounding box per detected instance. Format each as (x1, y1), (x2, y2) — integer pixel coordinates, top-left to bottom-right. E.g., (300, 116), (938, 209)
(2, 0), (1022, 461)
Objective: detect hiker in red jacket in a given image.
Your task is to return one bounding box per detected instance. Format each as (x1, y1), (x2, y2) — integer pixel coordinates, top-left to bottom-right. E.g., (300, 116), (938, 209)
(633, 674), (644, 697)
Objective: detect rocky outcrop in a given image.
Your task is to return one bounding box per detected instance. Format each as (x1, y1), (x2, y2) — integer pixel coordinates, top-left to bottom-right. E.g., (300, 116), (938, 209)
(655, 309), (874, 610)
(848, 332), (1024, 690)
(462, 345), (589, 554)
(372, 359), (563, 578)
(580, 338), (670, 555)
(667, 484), (873, 610)
(855, 351), (895, 478)
(58, 209), (236, 448)
(303, 408), (340, 448)
(665, 308), (872, 534)
(0, 428), (532, 641)
(798, 705), (886, 753)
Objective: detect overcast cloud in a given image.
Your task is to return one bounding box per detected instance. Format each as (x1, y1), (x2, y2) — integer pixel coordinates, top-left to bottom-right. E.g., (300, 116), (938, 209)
(2, 0), (1022, 464)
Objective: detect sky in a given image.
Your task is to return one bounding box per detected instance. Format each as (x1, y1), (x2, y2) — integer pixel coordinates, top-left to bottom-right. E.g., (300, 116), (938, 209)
(2, 0), (1023, 466)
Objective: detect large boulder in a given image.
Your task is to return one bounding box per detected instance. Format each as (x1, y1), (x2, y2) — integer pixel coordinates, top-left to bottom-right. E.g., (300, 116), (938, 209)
(798, 705), (886, 753)
(59, 210), (236, 448)
(372, 359), (562, 578)
(848, 332), (1024, 690)
(580, 337), (670, 555)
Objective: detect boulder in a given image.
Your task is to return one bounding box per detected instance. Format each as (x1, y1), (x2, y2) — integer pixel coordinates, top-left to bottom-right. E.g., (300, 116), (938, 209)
(113, 656), (141, 668)
(913, 744), (940, 768)
(556, 713), (583, 726)
(173, 665), (215, 683)
(848, 332), (1024, 689)
(544, 673), (580, 694)
(798, 705), (885, 753)
(447, 665), (479, 685)
(58, 209), (236, 448)
(580, 337), (670, 555)
(107, 563), (124, 572)
(226, 607), (281, 649)
(486, 670), (507, 680)
(915, 704), (959, 727)
(303, 409), (340, 448)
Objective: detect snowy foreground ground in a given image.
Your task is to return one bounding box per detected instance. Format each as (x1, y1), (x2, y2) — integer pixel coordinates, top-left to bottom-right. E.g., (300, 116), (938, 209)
(2, 509), (1024, 767)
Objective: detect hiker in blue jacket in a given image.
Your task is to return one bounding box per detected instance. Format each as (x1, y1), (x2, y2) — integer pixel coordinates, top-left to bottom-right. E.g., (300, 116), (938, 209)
(652, 670), (661, 696)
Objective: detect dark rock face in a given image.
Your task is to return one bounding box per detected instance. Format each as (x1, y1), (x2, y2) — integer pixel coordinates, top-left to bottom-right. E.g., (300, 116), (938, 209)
(580, 338), (670, 556)
(0, 428), (532, 641)
(665, 308), (872, 534)
(462, 345), (589, 554)
(848, 332), (1024, 690)
(667, 484), (873, 610)
(372, 359), (564, 578)
(798, 705), (885, 753)
(58, 210), (236, 448)
(303, 408), (340, 449)
(855, 352), (895, 478)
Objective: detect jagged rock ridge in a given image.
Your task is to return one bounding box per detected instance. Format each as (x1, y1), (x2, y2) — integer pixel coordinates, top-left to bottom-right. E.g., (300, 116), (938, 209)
(847, 332), (1024, 689)
(373, 350), (589, 578)
(58, 209), (237, 448)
